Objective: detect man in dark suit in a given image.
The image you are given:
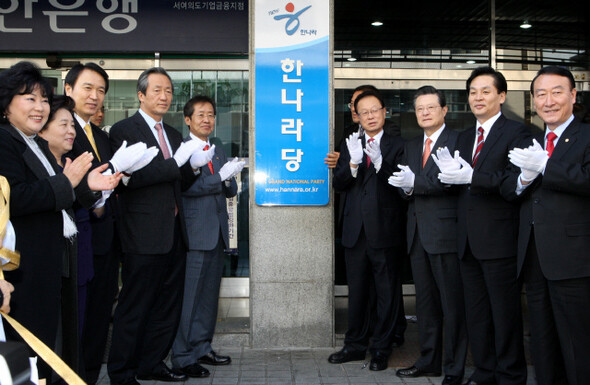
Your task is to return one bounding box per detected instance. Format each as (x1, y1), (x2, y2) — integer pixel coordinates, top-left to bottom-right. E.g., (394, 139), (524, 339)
(170, 96), (243, 378)
(390, 86), (467, 385)
(64, 62), (120, 385)
(107, 67), (214, 385)
(325, 84), (406, 345)
(509, 66), (590, 385)
(328, 90), (406, 371)
(436, 67), (530, 385)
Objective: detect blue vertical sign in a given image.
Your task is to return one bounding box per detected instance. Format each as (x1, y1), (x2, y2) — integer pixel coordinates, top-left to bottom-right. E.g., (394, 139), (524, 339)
(254, 0), (330, 206)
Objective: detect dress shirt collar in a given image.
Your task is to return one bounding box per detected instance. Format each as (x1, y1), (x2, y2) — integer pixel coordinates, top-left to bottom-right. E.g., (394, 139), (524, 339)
(424, 123), (445, 149)
(545, 114), (574, 147)
(138, 108), (163, 130)
(189, 132), (209, 147)
(365, 128), (384, 145)
(476, 111), (502, 140)
(74, 113), (90, 130)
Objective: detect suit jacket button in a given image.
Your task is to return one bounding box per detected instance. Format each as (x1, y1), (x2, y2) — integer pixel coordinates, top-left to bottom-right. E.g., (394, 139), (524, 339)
(533, 198), (540, 204)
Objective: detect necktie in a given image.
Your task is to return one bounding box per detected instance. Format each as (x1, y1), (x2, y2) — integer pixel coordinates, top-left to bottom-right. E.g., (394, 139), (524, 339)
(366, 138), (374, 168)
(154, 123), (171, 159)
(422, 138), (432, 168)
(155, 123), (177, 215)
(203, 144), (214, 174)
(472, 127), (484, 166)
(83, 124), (101, 161)
(546, 132), (557, 158)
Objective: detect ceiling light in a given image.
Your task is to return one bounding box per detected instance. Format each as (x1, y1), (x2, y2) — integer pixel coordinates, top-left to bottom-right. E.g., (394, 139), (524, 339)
(520, 20), (532, 29)
(466, 60), (476, 64)
(347, 57), (357, 62)
(371, 21), (383, 26)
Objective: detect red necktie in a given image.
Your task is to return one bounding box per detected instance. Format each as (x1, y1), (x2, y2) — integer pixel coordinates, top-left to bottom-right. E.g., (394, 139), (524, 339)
(472, 127), (484, 166)
(422, 138), (432, 168)
(366, 138), (374, 168)
(203, 144), (214, 174)
(155, 123), (171, 159)
(546, 132), (557, 158)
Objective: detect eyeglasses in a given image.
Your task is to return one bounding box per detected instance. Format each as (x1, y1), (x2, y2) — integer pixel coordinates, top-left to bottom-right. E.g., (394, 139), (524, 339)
(195, 113), (215, 120)
(347, 102), (354, 110)
(358, 107), (384, 118)
(415, 105), (441, 114)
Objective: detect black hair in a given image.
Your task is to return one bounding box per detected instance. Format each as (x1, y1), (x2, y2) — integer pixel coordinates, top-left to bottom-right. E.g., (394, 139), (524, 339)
(184, 95), (216, 118)
(64, 62), (109, 93)
(353, 84), (378, 94)
(353, 90), (385, 114)
(0, 61), (53, 124)
(42, 95), (76, 132)
(530, 66), (576, 94)
(137, 67), (173, 95)
(413, 85), (447, 108)
(466, 66), (507, 95)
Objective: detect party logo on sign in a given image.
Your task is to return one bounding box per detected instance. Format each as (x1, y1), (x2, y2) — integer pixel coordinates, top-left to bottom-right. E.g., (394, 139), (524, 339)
(273, 2), (312, 36)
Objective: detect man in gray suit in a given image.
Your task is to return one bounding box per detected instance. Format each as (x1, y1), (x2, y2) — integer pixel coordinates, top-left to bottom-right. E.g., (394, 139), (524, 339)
(171, 95), (244, 378)
(389, 86), (467, 385)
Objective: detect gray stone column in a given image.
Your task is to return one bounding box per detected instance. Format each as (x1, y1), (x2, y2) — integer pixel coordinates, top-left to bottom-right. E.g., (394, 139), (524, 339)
(248, 0), (335, 348)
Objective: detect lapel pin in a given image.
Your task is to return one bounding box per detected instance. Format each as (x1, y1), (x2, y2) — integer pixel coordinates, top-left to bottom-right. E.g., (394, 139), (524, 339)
(565, 138), (570, 142)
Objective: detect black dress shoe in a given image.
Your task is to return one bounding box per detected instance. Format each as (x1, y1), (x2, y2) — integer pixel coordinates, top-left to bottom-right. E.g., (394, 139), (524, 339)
(175, 363), (210, 378)
(392, 334), (405, 347)
(396, 365), (442, 378)
(442, 375), (463, 385)
(328, 347), (366, 364)
(369, 352), (388, 371)
(137, 365), (188, 382)
(198, 350), (231, 366)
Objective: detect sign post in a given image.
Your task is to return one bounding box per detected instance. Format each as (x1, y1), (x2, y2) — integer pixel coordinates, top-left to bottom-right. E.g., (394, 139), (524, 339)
(254, 0), (330, 206)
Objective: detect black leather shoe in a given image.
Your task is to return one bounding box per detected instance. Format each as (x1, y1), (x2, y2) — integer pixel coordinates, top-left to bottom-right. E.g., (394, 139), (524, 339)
(137, 365), (188, 382)
(396, 365), (441, 378)
(175, 363), (210, 378)
(392, 334), (405, 347)
(198, 350), (231, 366)
(328, 347), (365, 364)
(369, 352), (389, 371)
(442, 375), (463, 385)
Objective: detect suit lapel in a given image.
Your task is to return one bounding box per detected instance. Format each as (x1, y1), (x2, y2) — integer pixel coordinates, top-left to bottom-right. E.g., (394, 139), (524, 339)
(133, 112), (161, 153)
(74, 120), (94, 154)
(550, 118), (579, 161)
(409, 137), (423, 174)
(423, 128), (450, 174)
(473, 115), (505, 169)
(6, 125), (55, 179)
(362, 133), (386, 185)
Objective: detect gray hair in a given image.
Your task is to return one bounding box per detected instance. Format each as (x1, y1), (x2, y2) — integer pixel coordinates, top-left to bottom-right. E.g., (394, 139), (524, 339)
(137, 67), (173, 95)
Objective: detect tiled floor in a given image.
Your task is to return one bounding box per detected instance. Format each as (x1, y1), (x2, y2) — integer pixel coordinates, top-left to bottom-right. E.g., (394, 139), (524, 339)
(96, 295), (537, 385)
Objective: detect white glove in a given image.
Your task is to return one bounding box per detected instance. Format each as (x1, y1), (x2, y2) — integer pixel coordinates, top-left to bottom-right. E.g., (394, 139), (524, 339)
(219, 158), (244, 181)
(364, 139), (382, 170)
(92, 169), (115, 209)
(388, 165), (415, 189)
(174, 140), (203, 167)
(110, 141), (147, 173)
(431, 147), (461, 173)
(346, 132), (363, 165)
(190, 144), (216, 169)
(438, 156), (473, 184)
(508, 139), (548, 174)
(126, 146), (159, 174)
(228, 157), (246, 178)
